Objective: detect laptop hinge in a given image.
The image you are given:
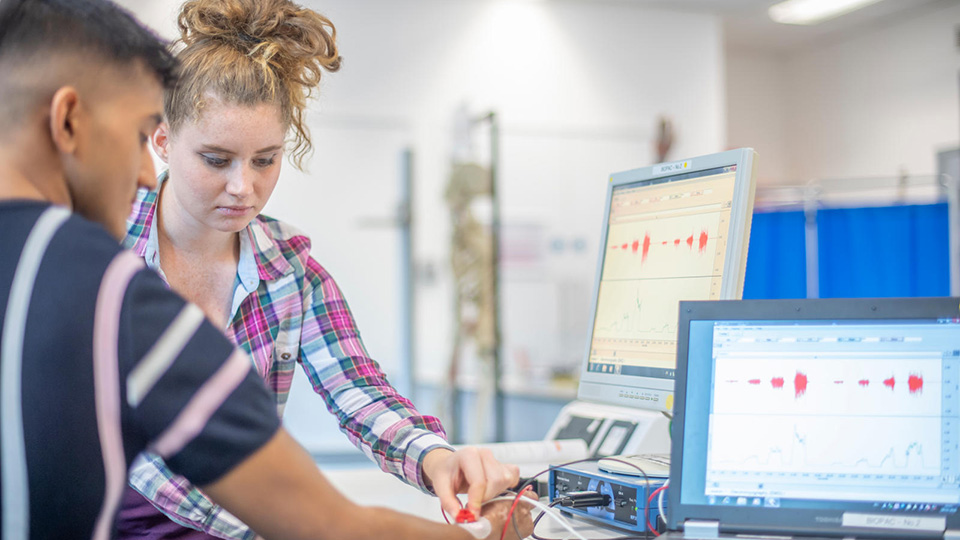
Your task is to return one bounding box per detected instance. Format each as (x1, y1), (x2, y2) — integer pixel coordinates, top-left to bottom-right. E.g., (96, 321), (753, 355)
(683, 520), (720, 539)
(944, 529), (960, 540)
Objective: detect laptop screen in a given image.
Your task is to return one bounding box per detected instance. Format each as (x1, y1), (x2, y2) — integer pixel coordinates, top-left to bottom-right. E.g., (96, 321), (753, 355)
(672, 299), (960, 538)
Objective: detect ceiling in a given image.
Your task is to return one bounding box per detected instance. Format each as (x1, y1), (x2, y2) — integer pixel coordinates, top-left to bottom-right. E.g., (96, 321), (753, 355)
(590, 0), (956, 52)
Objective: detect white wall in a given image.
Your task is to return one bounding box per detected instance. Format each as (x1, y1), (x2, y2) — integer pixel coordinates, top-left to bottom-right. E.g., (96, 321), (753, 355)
(726, 49), (791, 184)
(119, 0), (726, 450)
(727, 1), (960, 188)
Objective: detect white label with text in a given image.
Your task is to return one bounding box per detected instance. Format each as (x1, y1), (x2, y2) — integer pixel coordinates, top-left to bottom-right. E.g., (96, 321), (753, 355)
(653, 161), (691, 175)
(842, 513), (945, 532)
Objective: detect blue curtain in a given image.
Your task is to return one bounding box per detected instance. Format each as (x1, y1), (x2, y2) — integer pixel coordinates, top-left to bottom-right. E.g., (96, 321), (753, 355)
(817, 203), (950, 298)
(743, 210), (807, 299)
(742, 203), (950, 299)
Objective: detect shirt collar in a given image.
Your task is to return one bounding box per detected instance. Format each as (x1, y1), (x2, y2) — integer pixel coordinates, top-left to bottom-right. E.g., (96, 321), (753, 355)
(245, 222), (294, 281)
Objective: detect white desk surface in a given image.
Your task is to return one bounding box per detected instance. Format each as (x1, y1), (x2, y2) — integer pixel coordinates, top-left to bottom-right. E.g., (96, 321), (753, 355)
(323, 466), (651, 539)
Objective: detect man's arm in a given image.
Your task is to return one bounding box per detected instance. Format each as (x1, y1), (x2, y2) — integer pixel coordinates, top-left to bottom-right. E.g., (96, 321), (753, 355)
(120, 270), (530, 540)
(201, 429), (532, 540)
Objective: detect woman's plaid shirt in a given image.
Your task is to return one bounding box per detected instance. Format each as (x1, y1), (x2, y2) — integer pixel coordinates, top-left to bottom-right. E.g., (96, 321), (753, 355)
(120, 180), (450, 538)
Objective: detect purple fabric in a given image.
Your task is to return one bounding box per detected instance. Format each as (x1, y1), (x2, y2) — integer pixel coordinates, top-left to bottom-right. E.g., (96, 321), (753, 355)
(115, 486), (217, 539)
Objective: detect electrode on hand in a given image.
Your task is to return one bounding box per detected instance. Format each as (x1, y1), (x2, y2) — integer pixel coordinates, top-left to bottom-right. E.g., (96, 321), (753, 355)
(457, 516), (491, 539)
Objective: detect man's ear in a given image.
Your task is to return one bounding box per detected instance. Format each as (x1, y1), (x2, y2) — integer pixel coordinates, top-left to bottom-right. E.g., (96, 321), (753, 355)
(49, 86), (82, 155)
(151, 122), (170, 163)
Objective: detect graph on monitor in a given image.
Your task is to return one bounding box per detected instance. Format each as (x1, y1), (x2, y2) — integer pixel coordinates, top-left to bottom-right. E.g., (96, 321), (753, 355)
(703, 322), (960, 503)
(588, 165), (738, 375)
(578, 149), (756, 412)
(708, 355), (946, 479)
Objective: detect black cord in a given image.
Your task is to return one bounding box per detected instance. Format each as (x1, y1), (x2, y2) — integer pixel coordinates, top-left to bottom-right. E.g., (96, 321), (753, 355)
(509, 456), (661, 540)
(529, 500), (561, 540)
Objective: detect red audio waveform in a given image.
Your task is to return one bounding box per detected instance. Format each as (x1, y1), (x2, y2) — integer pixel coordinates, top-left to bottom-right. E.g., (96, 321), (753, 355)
(610, 229), (710, 262)
(908, 374), (923, 395)
(794, 371), (808, 398)
(729, 372), (927, 397)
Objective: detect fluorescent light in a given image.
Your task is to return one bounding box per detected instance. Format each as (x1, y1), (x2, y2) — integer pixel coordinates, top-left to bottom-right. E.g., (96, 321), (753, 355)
(768, 0), (884, 25)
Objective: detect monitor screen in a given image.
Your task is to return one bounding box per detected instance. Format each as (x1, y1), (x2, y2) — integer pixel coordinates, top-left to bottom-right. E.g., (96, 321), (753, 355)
(683, 317), (960, 511)
(577, 149), (757, 412)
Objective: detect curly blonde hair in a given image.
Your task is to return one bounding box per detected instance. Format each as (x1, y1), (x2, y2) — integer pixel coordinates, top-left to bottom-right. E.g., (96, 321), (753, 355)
(165, 0), (340, 169)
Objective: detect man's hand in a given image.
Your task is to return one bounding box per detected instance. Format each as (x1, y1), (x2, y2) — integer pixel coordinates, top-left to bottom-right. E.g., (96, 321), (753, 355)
(422, 447), (520, 517)
(479, 491), (536, 540)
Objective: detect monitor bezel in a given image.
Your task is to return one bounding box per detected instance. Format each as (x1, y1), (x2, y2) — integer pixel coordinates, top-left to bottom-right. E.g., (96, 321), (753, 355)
(669, 297), (960, 537)
(576, 148), (758, 412)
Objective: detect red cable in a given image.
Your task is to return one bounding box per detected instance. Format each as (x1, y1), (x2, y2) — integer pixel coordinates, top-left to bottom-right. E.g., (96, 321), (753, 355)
(646, 484), (668, 536)
(441, 496), (463, 524)
(501, 485), (534, 540)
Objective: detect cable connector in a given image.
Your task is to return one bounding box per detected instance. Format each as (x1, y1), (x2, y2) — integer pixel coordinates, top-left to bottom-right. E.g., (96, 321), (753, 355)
(556, 491), (611, 509)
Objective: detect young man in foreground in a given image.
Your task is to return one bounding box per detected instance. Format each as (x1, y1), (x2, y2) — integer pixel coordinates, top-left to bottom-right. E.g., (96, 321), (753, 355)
(0, 0), (532, 538)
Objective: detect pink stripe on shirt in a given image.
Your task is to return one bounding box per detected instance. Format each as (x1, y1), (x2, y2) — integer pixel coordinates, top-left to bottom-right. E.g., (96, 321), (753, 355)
(92, 250), (144, 540)
(151, 349), (251, 458)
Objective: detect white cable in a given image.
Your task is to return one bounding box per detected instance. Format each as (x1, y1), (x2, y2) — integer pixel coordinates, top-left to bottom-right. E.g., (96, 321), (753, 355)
(658, 479), (669, 525)
(486, 494), (588, 540)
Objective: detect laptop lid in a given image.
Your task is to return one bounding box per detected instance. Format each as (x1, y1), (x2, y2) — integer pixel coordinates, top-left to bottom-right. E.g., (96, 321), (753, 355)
(669, 297), (960, 539)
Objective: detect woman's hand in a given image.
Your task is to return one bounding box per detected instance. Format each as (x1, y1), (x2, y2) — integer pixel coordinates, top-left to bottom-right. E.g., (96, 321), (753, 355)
(422, 447), (520, 517)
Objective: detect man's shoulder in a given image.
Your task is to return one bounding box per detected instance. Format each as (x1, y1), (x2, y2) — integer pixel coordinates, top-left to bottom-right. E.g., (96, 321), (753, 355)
(0, 202), (122, 263)
(53, 210), (126, 265)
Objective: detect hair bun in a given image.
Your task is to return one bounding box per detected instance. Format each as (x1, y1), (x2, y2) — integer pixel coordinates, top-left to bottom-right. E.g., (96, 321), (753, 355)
(177, 0), (340, 77)
(168, 0), (341, 169)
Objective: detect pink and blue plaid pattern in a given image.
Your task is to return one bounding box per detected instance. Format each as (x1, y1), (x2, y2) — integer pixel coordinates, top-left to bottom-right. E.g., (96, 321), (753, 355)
(121, 178), (450, 539)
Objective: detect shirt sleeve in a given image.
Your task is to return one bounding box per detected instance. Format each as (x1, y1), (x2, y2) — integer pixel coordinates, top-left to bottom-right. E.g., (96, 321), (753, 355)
(297, 258), (453, 493)
(120, 268), (281, 487)
(127, 452), (256, 539)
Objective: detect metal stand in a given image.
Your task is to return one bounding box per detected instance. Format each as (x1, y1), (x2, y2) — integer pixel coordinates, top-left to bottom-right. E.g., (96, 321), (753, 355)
(468, 111), (504, 442)
(399, 148), (416, 400)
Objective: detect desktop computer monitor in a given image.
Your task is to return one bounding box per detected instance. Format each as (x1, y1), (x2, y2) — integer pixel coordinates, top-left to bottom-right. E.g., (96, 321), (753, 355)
(577, 148), (757, 413)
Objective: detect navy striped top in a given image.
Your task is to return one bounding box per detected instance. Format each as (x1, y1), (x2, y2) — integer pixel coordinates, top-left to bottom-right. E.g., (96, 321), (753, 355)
(0, 201), (280, 539)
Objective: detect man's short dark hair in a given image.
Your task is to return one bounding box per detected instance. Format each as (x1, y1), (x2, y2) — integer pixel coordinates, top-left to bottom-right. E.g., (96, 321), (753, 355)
(0, 0), (178, 89)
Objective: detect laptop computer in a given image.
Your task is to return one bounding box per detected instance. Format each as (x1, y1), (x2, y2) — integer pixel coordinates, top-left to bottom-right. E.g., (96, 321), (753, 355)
(666, 297), (960, 539)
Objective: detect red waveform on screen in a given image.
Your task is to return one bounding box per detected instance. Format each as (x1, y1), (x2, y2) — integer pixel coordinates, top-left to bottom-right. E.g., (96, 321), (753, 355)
(908, 374), (923, 395)
(612, 229), (709, 261)
(731, 373), (925, 396)
(794, 371), (808, 398)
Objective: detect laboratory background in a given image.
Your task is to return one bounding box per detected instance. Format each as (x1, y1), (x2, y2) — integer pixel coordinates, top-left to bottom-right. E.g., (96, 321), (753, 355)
(117, 0), (960, 461)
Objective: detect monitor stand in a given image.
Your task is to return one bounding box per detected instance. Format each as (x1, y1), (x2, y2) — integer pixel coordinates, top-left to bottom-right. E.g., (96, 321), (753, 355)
(544, 400), (671, 457)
